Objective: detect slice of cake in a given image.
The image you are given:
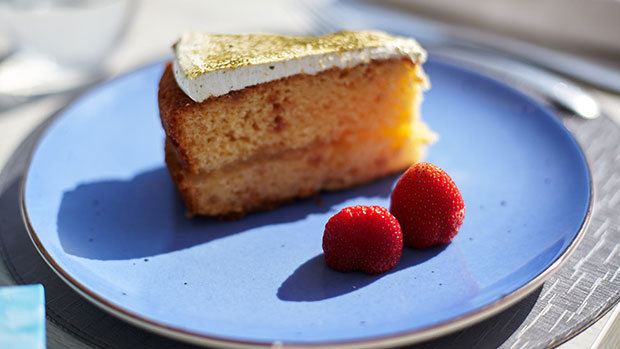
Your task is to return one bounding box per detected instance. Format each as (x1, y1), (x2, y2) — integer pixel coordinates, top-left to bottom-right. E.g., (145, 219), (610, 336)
(158, 30), (436, 217)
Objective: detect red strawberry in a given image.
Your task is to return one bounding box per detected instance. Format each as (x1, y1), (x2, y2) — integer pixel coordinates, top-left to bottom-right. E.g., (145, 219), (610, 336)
(323, 205), (403, 274)
(390, 162), (465, 248)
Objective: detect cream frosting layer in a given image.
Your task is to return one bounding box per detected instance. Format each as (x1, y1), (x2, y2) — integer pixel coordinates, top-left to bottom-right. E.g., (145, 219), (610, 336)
(172, 31), (427, 102)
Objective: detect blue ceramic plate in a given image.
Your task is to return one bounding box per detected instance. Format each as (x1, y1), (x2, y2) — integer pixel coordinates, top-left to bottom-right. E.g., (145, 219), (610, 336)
(22, 59), (591, 348)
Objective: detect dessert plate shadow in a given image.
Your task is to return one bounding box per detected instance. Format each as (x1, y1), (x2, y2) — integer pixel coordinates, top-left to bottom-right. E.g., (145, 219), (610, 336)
(21, 59), (592, 348)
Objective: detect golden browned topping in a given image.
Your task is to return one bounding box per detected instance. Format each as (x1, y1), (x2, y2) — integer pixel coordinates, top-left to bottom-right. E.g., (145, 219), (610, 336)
(175, 30), (425, 79)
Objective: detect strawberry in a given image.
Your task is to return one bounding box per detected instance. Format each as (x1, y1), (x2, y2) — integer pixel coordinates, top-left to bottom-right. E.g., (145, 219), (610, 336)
(390, 162), (465, 248)
(322, 205), (403, 274)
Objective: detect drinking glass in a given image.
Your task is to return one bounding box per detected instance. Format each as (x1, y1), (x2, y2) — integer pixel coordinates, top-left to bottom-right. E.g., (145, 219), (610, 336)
(0, 0), (135, 107)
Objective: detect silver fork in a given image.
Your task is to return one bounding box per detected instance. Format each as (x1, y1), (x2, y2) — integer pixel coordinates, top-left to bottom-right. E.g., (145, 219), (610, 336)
(304, 1), (601, 119)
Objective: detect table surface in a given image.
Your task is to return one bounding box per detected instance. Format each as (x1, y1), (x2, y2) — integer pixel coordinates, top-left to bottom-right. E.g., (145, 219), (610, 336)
(1, 1), (620, 348)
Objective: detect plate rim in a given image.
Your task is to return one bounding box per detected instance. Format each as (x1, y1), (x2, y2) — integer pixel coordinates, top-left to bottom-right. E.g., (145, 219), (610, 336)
(19, 59), (594, 348)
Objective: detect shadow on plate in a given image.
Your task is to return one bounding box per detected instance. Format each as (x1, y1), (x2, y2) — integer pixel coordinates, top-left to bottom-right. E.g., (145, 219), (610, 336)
(277, 245), (446, 302)
(56, 166), (398, 260)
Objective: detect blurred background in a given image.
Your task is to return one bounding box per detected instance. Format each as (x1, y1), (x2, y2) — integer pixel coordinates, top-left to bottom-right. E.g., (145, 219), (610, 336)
(384, 0), (620, 61)
(0, 0), (619, 97)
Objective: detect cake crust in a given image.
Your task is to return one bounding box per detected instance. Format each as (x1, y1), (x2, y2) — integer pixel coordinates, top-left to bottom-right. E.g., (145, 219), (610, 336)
(159, 58), (434, 217)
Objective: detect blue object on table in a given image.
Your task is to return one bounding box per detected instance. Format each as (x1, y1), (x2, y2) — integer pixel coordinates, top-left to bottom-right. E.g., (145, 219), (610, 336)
(20, 60), (591, 347)
(0, 284), (45, 349)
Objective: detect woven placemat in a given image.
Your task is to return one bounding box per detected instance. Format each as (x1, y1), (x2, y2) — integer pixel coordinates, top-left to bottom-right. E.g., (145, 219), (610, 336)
(0, 107), (619, 348)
